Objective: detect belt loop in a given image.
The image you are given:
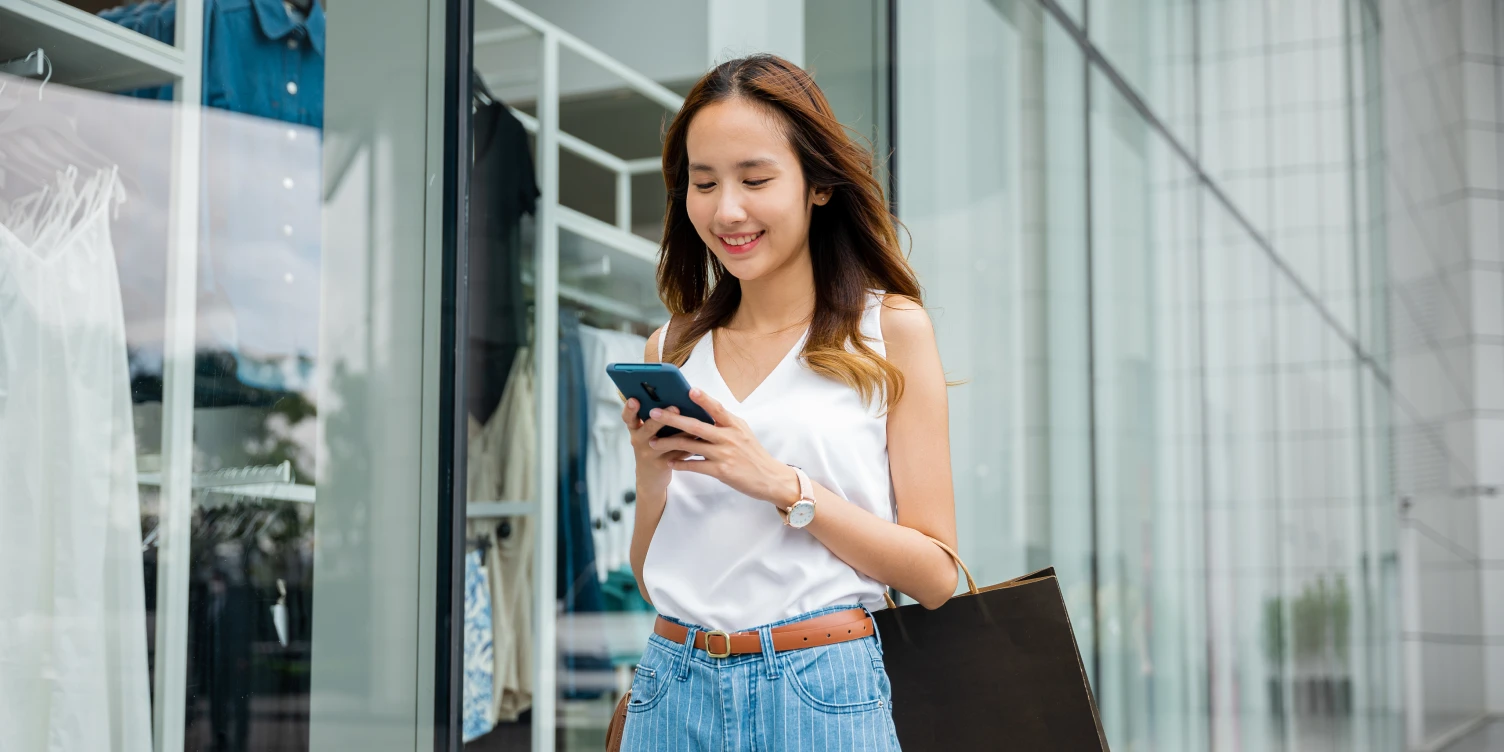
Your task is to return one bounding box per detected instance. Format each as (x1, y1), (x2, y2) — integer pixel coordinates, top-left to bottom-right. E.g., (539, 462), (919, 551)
(864, 605), (884, 657)
(758, 626), (779, 679)
(675, 625), (698, 681)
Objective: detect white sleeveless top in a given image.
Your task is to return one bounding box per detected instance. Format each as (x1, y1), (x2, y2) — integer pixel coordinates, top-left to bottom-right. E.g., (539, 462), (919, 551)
(643, 290), (894, 632)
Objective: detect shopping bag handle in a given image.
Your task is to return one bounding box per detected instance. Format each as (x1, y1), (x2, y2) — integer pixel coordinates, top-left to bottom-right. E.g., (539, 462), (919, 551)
(883, 535), (978, 609)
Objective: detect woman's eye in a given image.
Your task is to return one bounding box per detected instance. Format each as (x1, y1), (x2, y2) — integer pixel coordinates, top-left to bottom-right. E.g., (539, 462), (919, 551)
(694, 182), (716, 191)
(745, 179), (770, 187)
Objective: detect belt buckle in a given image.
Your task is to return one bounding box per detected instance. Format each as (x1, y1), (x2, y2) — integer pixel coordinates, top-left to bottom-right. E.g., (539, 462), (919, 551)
(704, 630), (732, 659)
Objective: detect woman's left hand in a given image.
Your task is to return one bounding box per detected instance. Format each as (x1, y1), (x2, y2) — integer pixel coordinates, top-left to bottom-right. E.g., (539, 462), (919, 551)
(646, 388), (798, 508)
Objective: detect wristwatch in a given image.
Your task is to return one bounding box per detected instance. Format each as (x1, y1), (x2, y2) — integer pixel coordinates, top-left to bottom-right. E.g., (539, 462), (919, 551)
(781, 466), (817, 529)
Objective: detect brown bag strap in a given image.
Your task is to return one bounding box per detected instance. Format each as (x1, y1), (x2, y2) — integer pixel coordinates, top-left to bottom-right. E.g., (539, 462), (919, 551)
(605, 691), (630, 751)
(883, 535), (978, 609)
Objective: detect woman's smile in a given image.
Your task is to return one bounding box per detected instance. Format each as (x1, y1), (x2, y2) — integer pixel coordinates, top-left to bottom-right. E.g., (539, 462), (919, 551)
(718, 230), (765, 255)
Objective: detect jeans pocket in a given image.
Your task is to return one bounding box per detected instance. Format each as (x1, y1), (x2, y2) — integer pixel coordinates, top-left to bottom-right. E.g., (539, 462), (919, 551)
(626, 637), (678, 713)
(625, 665), (667, 713)
(782, 641), (886, 715)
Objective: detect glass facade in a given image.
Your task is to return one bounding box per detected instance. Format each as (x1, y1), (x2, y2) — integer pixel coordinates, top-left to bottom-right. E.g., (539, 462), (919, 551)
(894, 1), (1411, 750)
(4, 0), (1501, 750)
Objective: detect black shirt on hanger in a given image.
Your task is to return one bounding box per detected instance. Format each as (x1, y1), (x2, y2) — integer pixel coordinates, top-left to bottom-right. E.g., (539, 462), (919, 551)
(467, 93), (540, 423)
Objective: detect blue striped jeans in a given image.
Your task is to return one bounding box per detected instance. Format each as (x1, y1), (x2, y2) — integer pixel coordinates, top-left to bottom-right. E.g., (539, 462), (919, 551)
(619, 604), (902, 751)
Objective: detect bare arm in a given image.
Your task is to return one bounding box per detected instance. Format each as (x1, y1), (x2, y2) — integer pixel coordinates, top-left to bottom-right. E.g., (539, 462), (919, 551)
(796, 296), (959, 608)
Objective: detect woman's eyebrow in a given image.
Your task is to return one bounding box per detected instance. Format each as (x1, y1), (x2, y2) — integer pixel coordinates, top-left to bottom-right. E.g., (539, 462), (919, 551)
(688, 158), (780, 172)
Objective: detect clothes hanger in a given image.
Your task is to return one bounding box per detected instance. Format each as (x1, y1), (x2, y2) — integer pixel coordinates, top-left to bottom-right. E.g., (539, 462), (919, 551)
(472, 68), (497, 107)
(0, 55), (141, 198)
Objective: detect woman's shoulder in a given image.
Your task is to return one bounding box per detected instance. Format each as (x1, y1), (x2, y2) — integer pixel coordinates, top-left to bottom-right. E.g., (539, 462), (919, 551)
(645, 328), (662, 362)
(876, 292), (934, 350)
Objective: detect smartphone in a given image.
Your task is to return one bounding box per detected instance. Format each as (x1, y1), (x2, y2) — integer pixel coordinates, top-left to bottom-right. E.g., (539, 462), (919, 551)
(606, 362), (715, 438)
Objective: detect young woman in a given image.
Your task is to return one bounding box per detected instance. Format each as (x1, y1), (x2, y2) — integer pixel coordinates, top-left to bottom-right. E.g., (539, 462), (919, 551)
(617, 54), (958, 751)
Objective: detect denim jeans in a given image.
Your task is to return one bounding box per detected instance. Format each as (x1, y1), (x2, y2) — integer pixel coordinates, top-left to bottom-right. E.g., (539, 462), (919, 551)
(620, 605), (902, 751)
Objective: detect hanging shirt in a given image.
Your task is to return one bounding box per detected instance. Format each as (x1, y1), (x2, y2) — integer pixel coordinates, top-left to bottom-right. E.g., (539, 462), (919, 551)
(467, 348), (537, 722)
(578, 325), (648, 581)
(467, 97), (539, 422)
(102, 0), (327, 129)
(203, 0), (326, 128)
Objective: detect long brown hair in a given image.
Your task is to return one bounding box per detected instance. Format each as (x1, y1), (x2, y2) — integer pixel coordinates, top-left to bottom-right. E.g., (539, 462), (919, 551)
(658, 53), (921, 409)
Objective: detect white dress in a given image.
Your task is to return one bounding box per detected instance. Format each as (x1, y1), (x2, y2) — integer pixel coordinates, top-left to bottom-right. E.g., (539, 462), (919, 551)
(644, 290), (896, 633)
(0, 168), (153, 751)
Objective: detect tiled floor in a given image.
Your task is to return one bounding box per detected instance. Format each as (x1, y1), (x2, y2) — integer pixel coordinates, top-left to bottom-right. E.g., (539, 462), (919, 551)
(1442, 718), (1504, 752)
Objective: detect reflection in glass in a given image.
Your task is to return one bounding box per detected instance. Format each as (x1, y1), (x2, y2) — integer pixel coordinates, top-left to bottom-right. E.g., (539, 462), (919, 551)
(1090, 0), (1195, 151)
(1090, 66), (1206, 751)
(2, 0), (327, 748)
(896, 0), (1096, 678)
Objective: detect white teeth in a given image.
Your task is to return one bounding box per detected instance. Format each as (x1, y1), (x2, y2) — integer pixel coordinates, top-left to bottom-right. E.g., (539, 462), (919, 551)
(723, 232), (762, 246)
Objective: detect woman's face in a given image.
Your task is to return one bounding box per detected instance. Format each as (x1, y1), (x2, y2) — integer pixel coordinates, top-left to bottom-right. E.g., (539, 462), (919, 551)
(684, 97), (828, 282)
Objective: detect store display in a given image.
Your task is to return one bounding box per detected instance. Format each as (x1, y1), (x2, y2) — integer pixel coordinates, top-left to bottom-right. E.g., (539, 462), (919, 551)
(0, 165), (153, 752)
(5, 0), (331, 746)
(10, 1), (678, 747)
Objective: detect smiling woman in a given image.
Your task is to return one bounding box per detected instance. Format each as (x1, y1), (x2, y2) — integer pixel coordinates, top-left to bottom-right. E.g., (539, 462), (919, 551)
(610, 54), (960, 752)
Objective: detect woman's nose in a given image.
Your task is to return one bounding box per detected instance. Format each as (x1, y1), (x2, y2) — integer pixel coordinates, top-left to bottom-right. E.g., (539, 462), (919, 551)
(716, 191), (748, 224)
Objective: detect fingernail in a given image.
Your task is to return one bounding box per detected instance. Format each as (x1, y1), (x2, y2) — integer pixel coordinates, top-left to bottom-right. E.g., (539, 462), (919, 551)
(648, 439), (657, 448)
(650, 408), (662, 418)
(690, 388), (700, 397)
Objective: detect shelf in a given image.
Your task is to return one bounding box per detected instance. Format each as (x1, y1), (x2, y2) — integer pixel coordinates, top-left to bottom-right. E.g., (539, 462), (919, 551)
(0, 0), (186, 92)
(556, 205), (666, 323)
(137, 461), (314, 504)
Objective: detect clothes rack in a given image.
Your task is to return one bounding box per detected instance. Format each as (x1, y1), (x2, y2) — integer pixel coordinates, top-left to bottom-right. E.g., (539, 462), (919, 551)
(469, 3), (683, 747)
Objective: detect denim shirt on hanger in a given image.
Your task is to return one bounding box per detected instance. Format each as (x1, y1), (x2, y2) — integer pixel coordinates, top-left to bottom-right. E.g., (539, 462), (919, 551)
(206, 0), (326, 129)
(104, 0), (326, 129)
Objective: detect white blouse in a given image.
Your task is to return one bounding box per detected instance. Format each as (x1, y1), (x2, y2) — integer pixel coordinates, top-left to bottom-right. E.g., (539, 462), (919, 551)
(643, 291), (894, 632)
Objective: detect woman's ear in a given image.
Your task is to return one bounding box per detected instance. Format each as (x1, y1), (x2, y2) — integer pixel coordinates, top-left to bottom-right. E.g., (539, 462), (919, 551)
(811, 187), (832, 206)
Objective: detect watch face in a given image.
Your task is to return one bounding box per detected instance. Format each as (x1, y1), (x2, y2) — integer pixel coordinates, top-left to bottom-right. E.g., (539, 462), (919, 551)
(787, 501), (816, 528)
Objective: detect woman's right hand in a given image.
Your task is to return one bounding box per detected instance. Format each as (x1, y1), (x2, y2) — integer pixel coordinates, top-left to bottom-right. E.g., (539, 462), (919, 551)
(622, 398), (693, 497)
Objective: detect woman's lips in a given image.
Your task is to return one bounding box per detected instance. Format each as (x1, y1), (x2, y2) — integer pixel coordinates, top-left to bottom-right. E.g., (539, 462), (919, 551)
(719, 231), (764, 255)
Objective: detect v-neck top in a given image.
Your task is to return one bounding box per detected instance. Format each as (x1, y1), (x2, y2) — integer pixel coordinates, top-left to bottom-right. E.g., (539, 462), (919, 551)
(643, 290), (894, 631)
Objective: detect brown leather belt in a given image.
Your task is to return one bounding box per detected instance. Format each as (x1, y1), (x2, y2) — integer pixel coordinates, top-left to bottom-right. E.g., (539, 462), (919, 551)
(653, 608), (874, 659)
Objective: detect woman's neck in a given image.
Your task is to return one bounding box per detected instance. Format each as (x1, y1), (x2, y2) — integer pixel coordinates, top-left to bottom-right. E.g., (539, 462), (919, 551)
(731, 248), (816, 333)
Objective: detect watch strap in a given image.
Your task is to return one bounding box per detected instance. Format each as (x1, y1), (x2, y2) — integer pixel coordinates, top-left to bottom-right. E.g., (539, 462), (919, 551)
(791, 466), (814, 504)
(782, 466), (816, 527)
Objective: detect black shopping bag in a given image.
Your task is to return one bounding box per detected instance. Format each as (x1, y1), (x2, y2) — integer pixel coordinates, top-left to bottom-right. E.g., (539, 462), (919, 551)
(874, 540), (1109, 750)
